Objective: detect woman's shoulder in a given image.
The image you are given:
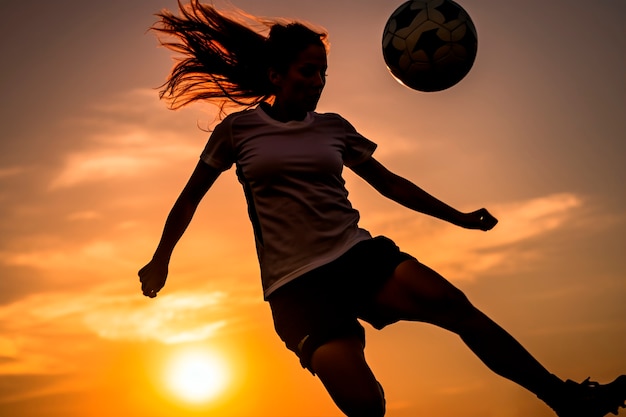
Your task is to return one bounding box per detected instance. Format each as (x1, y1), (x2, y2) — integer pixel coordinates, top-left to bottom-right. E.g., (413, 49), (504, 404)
(212, 107), (264, 133)
(220, 107), (259, 123)
(312, 111), (358, 132)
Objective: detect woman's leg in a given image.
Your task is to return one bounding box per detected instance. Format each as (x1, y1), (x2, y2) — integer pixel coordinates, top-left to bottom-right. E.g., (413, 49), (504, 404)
(372, 259), (626, 416)
(372, 259), (562, 398)
(310, 337), (386, 417)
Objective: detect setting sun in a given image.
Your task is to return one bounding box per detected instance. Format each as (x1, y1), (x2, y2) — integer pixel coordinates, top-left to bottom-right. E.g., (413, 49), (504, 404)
(165, 348), (231, 404)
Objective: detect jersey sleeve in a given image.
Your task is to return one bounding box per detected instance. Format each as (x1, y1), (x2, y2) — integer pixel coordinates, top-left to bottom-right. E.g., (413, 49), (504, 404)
(199, 117), (236, 171)
(338, 116), (377, 167)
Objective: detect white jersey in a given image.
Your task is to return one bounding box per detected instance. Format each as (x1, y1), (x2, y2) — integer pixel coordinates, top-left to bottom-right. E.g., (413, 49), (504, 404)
(200, 105), (376, 298)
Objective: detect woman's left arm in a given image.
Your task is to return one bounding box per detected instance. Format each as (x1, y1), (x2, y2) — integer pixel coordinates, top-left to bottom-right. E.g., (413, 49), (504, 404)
(351, 157), (498, 231)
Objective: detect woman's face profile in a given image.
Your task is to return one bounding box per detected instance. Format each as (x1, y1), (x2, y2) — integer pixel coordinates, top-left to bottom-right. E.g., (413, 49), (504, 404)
(271, 44), (328, 113)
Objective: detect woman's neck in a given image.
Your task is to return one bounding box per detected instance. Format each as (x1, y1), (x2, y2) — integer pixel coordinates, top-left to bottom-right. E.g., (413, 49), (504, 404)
(262, 101), (307, 122)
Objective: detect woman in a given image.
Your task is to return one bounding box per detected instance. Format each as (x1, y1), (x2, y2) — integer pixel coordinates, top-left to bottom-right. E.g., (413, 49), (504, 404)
(138, 1), (625, 416)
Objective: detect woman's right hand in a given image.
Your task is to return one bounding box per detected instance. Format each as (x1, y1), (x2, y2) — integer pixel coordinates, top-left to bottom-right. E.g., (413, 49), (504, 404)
(462, 208), (498, 231)
(138, 258), (169, 298)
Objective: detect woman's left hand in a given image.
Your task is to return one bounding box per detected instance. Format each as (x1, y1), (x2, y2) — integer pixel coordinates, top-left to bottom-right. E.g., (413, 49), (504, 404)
(463, 208), (498, 231)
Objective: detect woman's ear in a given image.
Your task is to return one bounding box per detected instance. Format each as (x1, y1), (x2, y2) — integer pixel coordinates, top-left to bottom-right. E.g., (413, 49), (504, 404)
(268, 68), (282, 88)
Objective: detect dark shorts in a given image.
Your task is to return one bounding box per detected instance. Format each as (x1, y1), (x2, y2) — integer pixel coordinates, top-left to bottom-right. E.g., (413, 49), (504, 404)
(267, 236), (415, 372)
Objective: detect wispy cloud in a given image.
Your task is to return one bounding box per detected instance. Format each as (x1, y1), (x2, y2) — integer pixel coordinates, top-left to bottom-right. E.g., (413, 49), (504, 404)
(0, 167), (26, 179)
(365, 193), (584, 280)
(0, 285), (258, 375)
(82, 292), (230, 344)
(49, 131), (198, 189)
(49, 89), (213, 189)
(1, 239), (128, 272)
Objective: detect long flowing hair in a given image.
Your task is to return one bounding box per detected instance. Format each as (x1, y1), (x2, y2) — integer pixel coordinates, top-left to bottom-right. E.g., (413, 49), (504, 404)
(152, 0), (328, 112)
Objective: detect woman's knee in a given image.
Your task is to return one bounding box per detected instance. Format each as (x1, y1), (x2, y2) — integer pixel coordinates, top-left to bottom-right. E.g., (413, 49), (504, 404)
(311, 338), (386, 417)
(439, 285), (474, 312)
(433, 286), (486, 333)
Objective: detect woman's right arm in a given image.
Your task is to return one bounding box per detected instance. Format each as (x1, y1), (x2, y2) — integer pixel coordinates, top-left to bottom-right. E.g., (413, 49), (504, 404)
(138, 161), (222, 298)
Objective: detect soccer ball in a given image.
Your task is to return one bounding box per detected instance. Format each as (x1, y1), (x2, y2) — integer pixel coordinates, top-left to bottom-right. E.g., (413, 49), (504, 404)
(382, 0), (478, 92)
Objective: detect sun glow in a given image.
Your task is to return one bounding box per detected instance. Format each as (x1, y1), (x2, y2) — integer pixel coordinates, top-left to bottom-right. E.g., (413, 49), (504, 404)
(165, 348), (231, 404)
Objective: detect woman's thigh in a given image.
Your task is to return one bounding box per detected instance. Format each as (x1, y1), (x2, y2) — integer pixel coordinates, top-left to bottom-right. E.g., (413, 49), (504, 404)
(371, 259), (475, 330)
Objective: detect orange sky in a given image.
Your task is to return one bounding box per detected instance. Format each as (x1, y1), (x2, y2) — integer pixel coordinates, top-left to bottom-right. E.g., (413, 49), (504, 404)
(1, 0), (624, 416)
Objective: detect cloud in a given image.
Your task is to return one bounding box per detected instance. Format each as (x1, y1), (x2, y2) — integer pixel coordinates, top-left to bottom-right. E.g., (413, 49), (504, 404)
(490, 193), (582, 242)
(48, 89), (214, 189)
(0, 286), (258, 375)
(366, 193), (584, 280)
(0, 293), (88, 374)
(1, 239), (125, 272)
(0, 167), (26, 179)
(1, 192), (587, 288)
(82, 292), (230, 344)
(49, 131), (198, 189)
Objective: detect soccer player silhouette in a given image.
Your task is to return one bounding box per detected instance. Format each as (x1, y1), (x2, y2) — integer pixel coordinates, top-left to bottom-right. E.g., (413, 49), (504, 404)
(139, 2), (626, 416)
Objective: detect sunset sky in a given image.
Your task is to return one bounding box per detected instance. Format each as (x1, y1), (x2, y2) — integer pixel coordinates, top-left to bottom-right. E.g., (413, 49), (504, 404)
(1, 0), (624, 416)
